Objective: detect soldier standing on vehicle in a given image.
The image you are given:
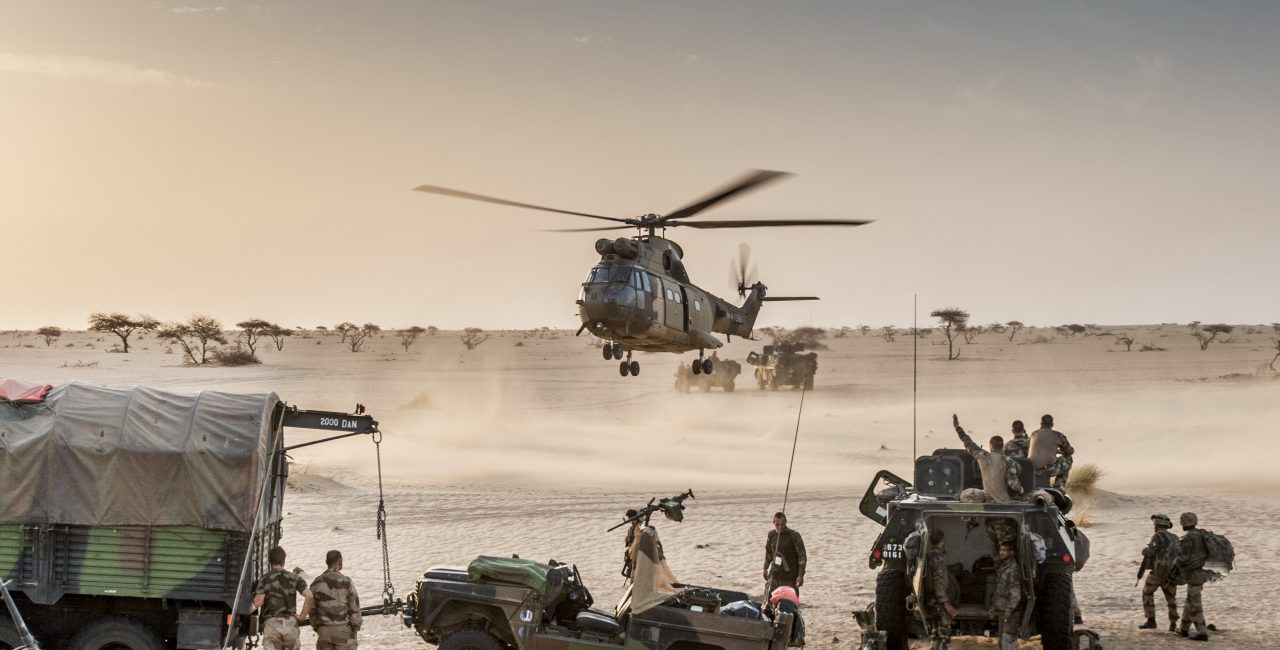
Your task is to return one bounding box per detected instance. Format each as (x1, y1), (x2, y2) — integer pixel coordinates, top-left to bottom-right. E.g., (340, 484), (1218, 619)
(925, 530), (955, 650)
(253, 546), (313, 650)
(310, 550), (362, 650)
(988, 540), (1023, 650)
(763, 512), (806, 595)
(1030, 414), (1074, 488)
(1004, 420), (1030, 459)
(1139, 514), (1180, 632)
(952, 414), (1023, 503)
(1174, 512), (1211, 641)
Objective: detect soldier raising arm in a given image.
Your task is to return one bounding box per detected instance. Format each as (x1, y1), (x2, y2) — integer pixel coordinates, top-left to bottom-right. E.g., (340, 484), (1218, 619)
(952, 414), (1023, 503)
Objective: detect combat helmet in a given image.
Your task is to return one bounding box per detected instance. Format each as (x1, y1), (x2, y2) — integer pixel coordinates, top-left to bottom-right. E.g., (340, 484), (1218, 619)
(1179, 512), (1198, 528)
(1151, 514), (1172, 529)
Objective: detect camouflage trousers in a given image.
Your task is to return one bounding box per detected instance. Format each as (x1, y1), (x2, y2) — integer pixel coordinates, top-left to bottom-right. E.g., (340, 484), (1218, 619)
(1180, 583), (1207, 634)
(1142, 574), (1178, 623)
(928, 613), (951, 650)
(314, 623), (357, 650)
(1037, 455), (1072, 487)
(996, 608), (1021, 650)
(261, 617), (300, 650)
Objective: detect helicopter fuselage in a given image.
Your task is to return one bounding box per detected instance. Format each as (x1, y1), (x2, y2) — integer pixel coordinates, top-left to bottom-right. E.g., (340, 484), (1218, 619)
(578, 235), (761, 353)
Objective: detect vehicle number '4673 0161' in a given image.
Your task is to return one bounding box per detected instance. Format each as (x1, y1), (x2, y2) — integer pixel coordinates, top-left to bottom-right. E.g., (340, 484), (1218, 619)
(881, 543), (904, 559)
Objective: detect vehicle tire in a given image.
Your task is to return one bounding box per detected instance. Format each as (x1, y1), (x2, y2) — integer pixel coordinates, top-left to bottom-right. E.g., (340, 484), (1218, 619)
(703, 360), (713, 374)
(603, 344), (613, 360)
(612, 344), (624, 360)
(70, 617), (164, 650)
(874, 570), (909, 650)
(440, 628), (504, 650)
(803, 375), (814, 390)
(724, 380), (735, 392)
(1036, 571), (1074, 650)
(629, 361), (640, 376)
(0, 618), (26, 650)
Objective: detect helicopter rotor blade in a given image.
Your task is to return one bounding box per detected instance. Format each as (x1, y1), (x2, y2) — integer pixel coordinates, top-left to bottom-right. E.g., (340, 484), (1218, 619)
(746, 262), (759, 287)
(538, 226), (634, 232)
(661, 170), (792, 222)
(413, 185), (631, 224)
(761, 296), (820, 301)
(675, 218), (873, 229)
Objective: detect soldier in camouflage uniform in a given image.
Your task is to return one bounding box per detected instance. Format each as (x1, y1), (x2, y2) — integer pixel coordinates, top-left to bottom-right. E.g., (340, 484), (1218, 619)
(1139, 514), (1180, 632)
(1029, 414), (1074, 488)
(253, 546), (314, 650)
(953, 414), (1023, 503)
(763, 512), (806, 595)
(310, 550), (362, 650)
(1174, 512), (1211, 641)
(924, 530), (955, 650)
(988, 541), (1023, 650)
(1003, 420), (1029, 459)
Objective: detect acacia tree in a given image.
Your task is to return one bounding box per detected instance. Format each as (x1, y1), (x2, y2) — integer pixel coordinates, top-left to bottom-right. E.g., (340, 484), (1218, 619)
(427, 326), (439, 336)
(460, 327), (489, 351)
(335, 322), (358, 343)
(987, 323), (1007, 335)
(1192, 323), (1233, 351)
(1113, 334), (1135, 351)
(398, 326), (428, 352)
(266, 326), (292, 351)
(346, 323), (380, 353)
(960, 324), (985, 344)
(88, 312), (159, 353)
(859, 325), (872, 336)
(1006, 320), (1025, 342)
(930, 307), (970, 360)
(37, 326), (63, 347)
(236, 319), (275, 357)
(158, 315), (227, 365)
(881, 326), (896, 342)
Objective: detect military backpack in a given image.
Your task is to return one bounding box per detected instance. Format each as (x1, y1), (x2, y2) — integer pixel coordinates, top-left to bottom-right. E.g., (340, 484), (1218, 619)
(1202, 529), (1235, 572)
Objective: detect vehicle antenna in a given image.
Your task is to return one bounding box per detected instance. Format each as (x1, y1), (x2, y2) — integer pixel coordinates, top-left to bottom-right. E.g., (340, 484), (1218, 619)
(780, 383), (807, 514)
(913, 293), (918, 463)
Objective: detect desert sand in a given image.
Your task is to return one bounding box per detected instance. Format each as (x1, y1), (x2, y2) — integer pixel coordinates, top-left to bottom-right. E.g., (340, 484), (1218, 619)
(2, 324), (1277, 648)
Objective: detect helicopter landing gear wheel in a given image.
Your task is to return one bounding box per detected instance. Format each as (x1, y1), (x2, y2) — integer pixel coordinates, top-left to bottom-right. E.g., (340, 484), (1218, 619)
(619, 361), (630, 376)
(691, 359), (703, 375)
(703, 359), (713, 374)
(602, 343), (613, 360)
(612, 343), (624, 360)
(629, 360), (640, 376)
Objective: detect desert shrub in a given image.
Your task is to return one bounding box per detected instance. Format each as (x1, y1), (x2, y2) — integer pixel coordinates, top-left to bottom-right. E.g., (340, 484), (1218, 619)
(1068, 463), (1105, 495)
(211, 344), (260, 366)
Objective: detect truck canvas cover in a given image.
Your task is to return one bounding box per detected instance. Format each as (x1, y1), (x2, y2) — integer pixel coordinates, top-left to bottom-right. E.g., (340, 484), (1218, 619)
(0, 380), (280, 533)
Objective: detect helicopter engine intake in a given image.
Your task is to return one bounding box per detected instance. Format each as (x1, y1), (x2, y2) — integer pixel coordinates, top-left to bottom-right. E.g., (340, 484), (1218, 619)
(612, 237), (640, 260)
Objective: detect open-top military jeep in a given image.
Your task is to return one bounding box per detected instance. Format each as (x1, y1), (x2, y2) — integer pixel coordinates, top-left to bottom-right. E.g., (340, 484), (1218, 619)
(851, 450), (1100, 650)
(404, 491), (799, 650)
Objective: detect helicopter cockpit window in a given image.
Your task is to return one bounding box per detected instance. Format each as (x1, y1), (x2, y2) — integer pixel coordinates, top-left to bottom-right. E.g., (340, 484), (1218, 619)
(630, 271), (643, 289)
(589, 267), (611, 284)
(610, 266), (633, 283)
(640, 272), (651, 293)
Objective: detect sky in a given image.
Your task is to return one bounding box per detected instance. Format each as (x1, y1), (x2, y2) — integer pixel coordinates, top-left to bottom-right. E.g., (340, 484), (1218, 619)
(2, 0), (1278, 330)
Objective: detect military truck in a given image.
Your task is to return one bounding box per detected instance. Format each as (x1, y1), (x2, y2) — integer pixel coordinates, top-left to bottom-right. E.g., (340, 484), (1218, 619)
(745, 343), (817, 391)
(674, 358), (742, 392)
(851, 450), (1099, 650)
(0, 380), (379, 650)
(403, 491), (800, 650)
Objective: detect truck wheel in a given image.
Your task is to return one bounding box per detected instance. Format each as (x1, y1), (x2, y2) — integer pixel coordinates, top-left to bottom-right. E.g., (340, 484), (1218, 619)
(1036, 571), (1074, 650)
(70, 617), (164, 650)
(0, 619), (25, 650)
(441, 628), (504, 650)
(874, 570), (909, 650)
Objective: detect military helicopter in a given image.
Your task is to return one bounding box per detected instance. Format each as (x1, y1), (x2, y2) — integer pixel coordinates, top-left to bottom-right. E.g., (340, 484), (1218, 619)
(414, 170), (870, 377)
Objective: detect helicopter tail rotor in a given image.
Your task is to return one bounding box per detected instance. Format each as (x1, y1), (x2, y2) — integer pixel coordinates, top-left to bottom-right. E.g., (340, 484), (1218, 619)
(730, 243), (760, 298)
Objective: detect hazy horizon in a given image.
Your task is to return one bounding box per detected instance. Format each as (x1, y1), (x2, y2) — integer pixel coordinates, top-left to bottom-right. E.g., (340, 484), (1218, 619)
(3, 1), (1277, 329)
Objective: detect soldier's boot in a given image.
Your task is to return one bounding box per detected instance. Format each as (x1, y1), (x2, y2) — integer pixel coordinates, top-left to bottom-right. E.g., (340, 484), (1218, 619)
(1168, 616), (1179, 632)
(1138, 617), (1157, 629)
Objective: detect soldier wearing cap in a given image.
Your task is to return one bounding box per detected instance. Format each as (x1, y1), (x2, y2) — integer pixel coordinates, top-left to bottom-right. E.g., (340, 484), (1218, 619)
(253, 546), (313, 650)
(1174, 512), (1211, 641)
(1139, 514), (1180, 632)
(310, 550), (362, 649)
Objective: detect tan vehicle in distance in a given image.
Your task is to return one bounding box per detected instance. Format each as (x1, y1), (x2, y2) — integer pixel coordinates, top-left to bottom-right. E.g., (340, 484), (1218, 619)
(675, 356), (742, 392)
(746, 342), (817, 391)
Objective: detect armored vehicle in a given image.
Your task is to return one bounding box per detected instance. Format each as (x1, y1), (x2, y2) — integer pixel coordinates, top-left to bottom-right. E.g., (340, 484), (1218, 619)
(746, 342), (817, 391)
(851, 450), (1098, 650)
(0, 380), (379, 650)
(675, 358), (742, 392)
(404, 491), (801, 650)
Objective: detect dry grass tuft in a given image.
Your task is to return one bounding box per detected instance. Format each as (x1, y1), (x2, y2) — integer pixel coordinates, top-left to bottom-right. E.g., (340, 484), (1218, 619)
(1069, 463), (1105, 495)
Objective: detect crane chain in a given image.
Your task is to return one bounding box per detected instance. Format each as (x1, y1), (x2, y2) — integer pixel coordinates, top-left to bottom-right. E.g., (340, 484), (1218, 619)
(373, 430), (395, 608)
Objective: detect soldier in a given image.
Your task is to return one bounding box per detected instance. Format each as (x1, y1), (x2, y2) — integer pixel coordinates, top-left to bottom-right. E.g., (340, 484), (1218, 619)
(1029, 414), (1074, 488)
(253, 546), (313, 650)
(310, 550), (362, 650)
(952, 414), (1023, 503)
(988, 541), (1023, 650)
(763, 512), (806, 595)
(1174, 512), (1211, 641)
(925, 530), (955, 650)
(1139, 514), (1180, 632)
(1004, 420), (1030, 459)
